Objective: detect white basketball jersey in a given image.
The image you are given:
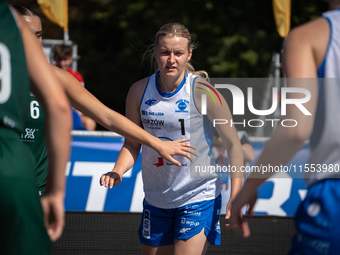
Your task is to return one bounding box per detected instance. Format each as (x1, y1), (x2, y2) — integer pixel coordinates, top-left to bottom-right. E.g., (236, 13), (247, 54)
(306, 9), (340, 186)
(139, 72), (220, 209)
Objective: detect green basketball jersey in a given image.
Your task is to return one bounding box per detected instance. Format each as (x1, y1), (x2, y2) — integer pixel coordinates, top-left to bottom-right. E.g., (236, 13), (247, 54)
(0, 2), (30, 134)
(0, 3), (52, 253)
(21, 94), (48, 195)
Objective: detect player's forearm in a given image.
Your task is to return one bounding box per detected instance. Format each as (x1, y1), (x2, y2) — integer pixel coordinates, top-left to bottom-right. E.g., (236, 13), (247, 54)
(229, 177), (243, 200)
(104, 110), (161, 150)
(112, 142), (141, 177)
(247, 124), (306, 184)
(242, 144), (255, 163)
(228, 143), (244, 199)
(44, 102), (72, 194)
(227, 142), (244, 179)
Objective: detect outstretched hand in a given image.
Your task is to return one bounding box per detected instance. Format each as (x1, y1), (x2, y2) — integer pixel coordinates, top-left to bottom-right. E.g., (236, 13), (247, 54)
(156, 138), (198, 166)
(227, 192), (258, 238)
(40, 192), (65, 242)
(100, 171), (122, 189)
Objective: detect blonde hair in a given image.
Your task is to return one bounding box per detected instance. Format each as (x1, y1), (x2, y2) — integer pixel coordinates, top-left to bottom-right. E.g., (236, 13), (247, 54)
(151, 23), (208, 79)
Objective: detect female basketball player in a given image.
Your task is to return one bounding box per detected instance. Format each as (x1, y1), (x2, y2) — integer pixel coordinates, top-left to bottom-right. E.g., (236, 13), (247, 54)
(101, 23), (244, 255)
(0, 2), (71, 253)
(231, 1), (340, 254)
(15, 5), (197, 195)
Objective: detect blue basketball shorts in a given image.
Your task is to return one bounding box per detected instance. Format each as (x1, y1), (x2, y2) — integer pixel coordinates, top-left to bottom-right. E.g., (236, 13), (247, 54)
(288, 178), (340, 255)
(138, 194), (222, 246)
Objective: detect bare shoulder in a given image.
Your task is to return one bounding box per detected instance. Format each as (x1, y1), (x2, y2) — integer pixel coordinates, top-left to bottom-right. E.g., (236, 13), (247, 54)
(193, 76), (213, 93)
(193, 76), (210, 106)
(287, 17), (329, 44)
(127, 77), (150, 107)
(284, 16), (330, 73)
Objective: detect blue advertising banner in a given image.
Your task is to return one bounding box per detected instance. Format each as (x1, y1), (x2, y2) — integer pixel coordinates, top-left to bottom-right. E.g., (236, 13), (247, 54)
(65, 133), (309, 216)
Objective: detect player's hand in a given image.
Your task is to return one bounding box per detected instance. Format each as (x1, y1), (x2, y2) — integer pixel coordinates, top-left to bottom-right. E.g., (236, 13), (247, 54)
(100, 171), (122, 189)
(224, 199), (243, 230)
(40, 192), (65, 242)
(228, 192), (258, 238)
(156, 138), (198, 166)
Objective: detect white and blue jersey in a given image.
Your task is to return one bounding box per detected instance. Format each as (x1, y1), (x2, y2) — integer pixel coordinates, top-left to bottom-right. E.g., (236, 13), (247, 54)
(139, 72), (220, 209)
(306, 9), (340, 186)
(288, 9), (340, 255)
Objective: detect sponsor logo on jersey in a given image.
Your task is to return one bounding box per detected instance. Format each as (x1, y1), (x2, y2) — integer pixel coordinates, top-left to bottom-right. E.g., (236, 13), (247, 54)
(215, 221), (221, 233)
(175, 99), (189, 113)
(141, 118), (164, 126)
(184, 204), (199, 209)
(24, 128), (36, 139)
(183, 210), (201, 216)
(184, 220), (200, 227)
(154, 157), (164, 167)
(179, 228), (191, 234)
(141, 110), (164, 116)
(142, 209), (151, 239)
(164, 162), (188, 166)
(145, 99), (157, 106)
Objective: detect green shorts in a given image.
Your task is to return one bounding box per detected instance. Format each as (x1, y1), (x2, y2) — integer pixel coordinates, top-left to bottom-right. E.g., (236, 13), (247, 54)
(0, 128), (51, 254)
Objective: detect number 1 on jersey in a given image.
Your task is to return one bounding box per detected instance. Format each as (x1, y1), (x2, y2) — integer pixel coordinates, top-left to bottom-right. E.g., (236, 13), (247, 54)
(179, 119), (185, 136)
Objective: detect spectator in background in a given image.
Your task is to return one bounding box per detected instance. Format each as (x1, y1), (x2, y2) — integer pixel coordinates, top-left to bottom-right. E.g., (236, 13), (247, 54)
(52, 44), (97, 131)
(211, 131), (255, 214)
(52, 44), (84, 85)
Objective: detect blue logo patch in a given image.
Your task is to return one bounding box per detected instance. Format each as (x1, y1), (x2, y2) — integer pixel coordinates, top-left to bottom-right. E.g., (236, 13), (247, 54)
(145, 99), (157, 106)
(175, 99), (189, 113)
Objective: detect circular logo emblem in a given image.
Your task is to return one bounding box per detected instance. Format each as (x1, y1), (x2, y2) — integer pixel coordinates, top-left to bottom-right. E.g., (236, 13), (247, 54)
(178, 102), (187, 111)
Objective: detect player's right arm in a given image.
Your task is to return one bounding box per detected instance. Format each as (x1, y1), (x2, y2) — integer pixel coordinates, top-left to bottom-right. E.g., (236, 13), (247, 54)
(14, 11), (71, 242)
(100, 79), (147, 188)
(230, 19), (323, 238)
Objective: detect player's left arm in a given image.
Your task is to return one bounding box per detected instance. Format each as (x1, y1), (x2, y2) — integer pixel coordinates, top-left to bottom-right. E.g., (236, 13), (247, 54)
(194, 77), (244, 217)
(14, 10), (71, 242)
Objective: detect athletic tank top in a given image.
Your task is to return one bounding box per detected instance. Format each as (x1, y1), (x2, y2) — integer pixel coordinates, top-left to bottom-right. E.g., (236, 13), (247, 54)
(21, 94), (47, 193)
(306, 9), (340, 186)
(139, 72), (220, 209)
(0, 2), (30, 135)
